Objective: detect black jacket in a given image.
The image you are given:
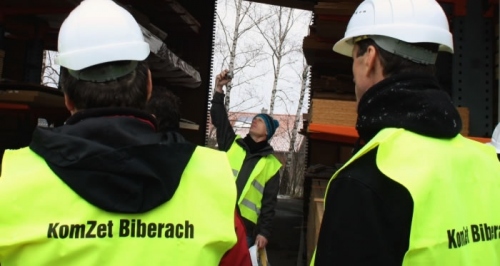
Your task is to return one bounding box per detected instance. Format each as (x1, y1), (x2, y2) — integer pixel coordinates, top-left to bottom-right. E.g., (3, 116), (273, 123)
(314, 73), (463, 265)
(210, 91), (280, 239)
(30, 108), (196, 214)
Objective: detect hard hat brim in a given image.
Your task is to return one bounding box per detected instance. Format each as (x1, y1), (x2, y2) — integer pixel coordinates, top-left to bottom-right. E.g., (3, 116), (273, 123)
(332, 23), (454, 58)
(56, 42), (150, 70)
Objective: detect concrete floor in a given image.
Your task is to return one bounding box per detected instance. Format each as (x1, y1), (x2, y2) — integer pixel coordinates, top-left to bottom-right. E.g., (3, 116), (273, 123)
(266, 197), (304, 266)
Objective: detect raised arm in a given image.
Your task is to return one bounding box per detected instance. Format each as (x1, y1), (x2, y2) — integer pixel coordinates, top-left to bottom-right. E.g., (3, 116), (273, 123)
(210, 70), (236, 151)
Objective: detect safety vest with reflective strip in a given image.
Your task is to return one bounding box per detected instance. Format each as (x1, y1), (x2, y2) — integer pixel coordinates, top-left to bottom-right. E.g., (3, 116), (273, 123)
(312, 128), (500, 265)
(227, 136), (282, 224)
(0, 146), (237, 266)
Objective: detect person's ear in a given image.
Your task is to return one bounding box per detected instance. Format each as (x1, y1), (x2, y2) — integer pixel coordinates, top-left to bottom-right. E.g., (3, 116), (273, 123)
(365, 45), (386, 80)
(363, 45), (379, 77)
(64, 94), (77, 115)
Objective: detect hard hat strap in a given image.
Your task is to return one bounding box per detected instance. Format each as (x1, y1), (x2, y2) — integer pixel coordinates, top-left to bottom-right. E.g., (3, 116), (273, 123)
(354, 35), (438, 65)
(68, 61), (138, 82)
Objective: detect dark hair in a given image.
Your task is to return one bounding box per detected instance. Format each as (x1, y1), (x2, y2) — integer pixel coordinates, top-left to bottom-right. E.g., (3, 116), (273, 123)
(355, 38), (438, 77)
(60, 60), (150, 110)
(146, 86), (181, 132)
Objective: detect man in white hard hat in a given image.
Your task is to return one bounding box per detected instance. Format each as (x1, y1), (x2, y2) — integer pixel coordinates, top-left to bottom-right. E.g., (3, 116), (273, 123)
(0, 0), (250, 265)
(312, 0), (500, 265)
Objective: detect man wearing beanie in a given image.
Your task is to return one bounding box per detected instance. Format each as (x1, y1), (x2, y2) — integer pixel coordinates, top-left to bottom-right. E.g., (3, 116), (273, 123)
(211, 69), (282, 250)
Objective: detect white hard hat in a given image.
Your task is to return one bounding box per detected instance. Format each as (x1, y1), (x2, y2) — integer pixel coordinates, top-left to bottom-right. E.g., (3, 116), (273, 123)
(333, 0), (454, 58)
(55, 0), (150, 71)
(488, 123), (500, 153)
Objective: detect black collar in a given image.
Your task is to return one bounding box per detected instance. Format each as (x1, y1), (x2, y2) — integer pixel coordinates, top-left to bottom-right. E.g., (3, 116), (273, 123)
(66, 107), (157, 130)
(243, 134), (269, 154)
(357, 73), (462, 143)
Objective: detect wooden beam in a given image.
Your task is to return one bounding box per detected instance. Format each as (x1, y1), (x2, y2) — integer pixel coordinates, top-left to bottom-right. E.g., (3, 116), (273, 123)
(314, 2), (359, 16)
(244, 0), (315, 11)
(0, 81), (65, 108)
(140, 25), (201, 88)
(163, 0), (201, 34)
(311, 99), (357, 126)
(302, 35), (352, 69)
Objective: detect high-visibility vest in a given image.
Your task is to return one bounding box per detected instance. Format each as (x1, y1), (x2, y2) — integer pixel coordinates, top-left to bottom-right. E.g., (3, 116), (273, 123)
(0, 146), (237, 266)
(227, 136), (281, 224)
(312, 128), (500, 265)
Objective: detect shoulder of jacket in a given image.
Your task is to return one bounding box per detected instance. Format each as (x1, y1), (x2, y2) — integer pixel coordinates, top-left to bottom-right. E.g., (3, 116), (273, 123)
(234, 137), (249, 150)
(335, 148), (384, 190)
(266, 154), (280, 163)
(193, 146), (226, 157)
(3, 147), (43, 167)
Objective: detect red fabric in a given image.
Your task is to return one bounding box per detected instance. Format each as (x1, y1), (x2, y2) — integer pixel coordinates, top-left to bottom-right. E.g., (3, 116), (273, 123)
(220, 211), (251, 266)
(108, 115), (156, 130)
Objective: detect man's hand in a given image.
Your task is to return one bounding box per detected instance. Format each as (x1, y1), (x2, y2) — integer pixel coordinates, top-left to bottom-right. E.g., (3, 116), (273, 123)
(255, 234), (268, 249)
(215, 69), (232, 93)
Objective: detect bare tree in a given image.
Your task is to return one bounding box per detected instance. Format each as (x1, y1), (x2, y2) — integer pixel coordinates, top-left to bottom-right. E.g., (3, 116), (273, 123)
(214, 0), (269, 111)
(251, 7), (311, 194)
(251, 6), (303, 116)
(41, 50), (60, 88)
(284, 142), (307, 197)
(212, 3), (312, 196)
(280, 62), (309, 195)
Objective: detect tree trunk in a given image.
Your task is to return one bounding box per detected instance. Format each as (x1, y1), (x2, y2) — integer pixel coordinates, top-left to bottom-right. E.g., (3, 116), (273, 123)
(282, 65), (308, 195)
(223, 0), (243, 111)
(268, 56), (281, 116)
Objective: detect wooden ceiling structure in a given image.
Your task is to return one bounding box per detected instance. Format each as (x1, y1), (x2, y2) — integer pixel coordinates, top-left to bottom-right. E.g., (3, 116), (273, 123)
(0, 0), (218, 147)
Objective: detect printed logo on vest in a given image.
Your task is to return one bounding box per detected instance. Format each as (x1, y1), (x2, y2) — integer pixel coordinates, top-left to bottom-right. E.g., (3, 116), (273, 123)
(47, 220), (195, 239)
(447, 223), (500, 249)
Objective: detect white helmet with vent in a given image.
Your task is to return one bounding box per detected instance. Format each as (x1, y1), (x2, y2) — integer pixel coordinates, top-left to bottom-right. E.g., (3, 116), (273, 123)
(56, 0), (150, 71)
(333, 0), (453, 63)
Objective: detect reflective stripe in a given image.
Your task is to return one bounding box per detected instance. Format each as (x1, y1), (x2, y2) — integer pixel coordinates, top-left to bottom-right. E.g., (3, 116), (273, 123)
(251, 180), (264, 194)
(241, 199), (260, 216)
(227, 138), (282, 224)
(232, 169), (239, 178)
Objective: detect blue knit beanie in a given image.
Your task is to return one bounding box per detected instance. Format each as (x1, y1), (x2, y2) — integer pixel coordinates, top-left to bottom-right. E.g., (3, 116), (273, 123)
(255, 114), (279, 140)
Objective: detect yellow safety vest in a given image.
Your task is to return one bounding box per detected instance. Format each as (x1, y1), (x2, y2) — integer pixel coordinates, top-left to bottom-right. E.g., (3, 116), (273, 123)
(227, 136), (282, 224)
(0, 146), (237, 266)
(312, 128), (500, 265)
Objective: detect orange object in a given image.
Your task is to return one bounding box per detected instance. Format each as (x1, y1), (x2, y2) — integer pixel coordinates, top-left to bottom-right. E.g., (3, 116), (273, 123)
(308, 123), (492, 145)
(0, 103), (30, 110)
(308, 123), (359, 144)
(467, 136), (491, 144)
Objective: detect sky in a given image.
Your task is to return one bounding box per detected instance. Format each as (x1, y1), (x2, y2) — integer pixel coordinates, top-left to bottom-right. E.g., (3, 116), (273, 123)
(212, 0), (312, 115)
